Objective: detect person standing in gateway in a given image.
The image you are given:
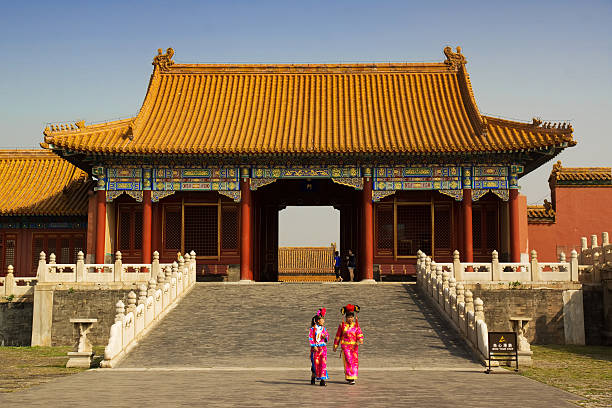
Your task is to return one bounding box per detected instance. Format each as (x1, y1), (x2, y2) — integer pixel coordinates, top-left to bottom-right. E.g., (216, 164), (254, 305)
(346, 250), (356, 282)
(334, 251), (343, 282)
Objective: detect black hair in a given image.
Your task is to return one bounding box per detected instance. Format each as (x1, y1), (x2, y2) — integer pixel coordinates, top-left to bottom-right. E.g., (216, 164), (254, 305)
(345, 311), (355, 318)
(311, 314), (323, 327)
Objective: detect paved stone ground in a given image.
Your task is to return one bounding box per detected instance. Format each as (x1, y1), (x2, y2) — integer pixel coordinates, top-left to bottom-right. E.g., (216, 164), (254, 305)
(0, 282), (583, 406)
(120, 282), (479, 369)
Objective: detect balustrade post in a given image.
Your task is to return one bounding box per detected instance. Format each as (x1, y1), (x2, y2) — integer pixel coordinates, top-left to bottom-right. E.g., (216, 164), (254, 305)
(4, 265), (15, 296)
(465, 289), (474, 334)
(36, 251), (47, 283)
(75, 251), (85, 282)
(570, 250), (579, 282)
(453, 250), (462, 281)
(456, 282), (465, 325)
(115, 300), (125, 323)
(126, 291), (137, 315)
(114, 251), (123, 282)
(474, 298), (485, 321)
(138, 284), (147, 306)
(165, 265), (172, 285)
(442, 271), (450, 309)
(436, 265), (443, 302)
(491, 250), (501, 281)
(530, 250), (541, 281)
(190, 251), (197, 283)
(591, 234), (598, 249)
(603, 232), (610, 246)
(152, 251), (160, 279)
(147, 279), (157, 297)
(580, 237), (588, 264)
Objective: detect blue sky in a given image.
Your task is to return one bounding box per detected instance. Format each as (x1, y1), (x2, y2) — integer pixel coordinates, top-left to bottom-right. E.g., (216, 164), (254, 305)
(1, 1), (610, 245)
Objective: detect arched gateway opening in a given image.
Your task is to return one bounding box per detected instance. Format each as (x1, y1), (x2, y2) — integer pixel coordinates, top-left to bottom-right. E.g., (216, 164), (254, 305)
(252, 179), (360, 282)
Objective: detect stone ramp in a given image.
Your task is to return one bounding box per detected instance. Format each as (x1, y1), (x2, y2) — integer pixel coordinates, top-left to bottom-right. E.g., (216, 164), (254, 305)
(120, 283), (480, 369)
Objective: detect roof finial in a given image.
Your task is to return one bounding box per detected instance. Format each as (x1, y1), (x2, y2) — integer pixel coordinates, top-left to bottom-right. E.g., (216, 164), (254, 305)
(443, 46), (466, 68)
(153, 47), (175, 71)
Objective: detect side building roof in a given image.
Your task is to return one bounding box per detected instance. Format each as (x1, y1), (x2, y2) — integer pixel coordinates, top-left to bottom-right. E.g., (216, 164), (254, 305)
(0, 150), (91, 216)
(42, 47), (575, 163)
(549, 161), (611, 187)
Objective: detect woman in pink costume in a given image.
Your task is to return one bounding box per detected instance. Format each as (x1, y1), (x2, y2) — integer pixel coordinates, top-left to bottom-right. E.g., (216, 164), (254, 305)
(333, 304), (364, 385)
(308, 308), (329, 386)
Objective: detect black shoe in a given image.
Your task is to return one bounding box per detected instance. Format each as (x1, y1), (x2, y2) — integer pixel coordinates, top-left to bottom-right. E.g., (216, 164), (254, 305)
(349, 380), (356, 385)
(311, 377), (316, 385)
(320, 380), (326, 386)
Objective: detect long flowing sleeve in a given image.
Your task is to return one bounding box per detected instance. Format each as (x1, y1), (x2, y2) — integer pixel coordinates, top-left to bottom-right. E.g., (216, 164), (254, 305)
(356, 325), (364, 342)
(334, 323), (343, 348)
(308, 327), (316, 347)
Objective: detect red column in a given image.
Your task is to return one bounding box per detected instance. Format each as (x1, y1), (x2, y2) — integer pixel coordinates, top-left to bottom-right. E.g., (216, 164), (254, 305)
(509, 188), (520, 262)
(361, 176), (374, 281)
(142, 190), (152, 264)
(95, 190), (106, 264)
(462, 189), (473, 262)
(240, 177), (253, 281)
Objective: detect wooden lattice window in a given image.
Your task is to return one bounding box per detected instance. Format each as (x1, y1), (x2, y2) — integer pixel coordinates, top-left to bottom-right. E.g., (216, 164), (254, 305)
(184, 205), (218, 257)
(4, 236), (16, 272)
(472, 202), (499, 256)
(472, 208), (482, 249)
(434, 204), (452, 250)
(375, 204), (393, 254)
(221, 205), (239, 251)
(117, 204), (143, 258)
(31, 233), (85, 273)
(397, 205), (432, 256)
(163, 206), (182, 252)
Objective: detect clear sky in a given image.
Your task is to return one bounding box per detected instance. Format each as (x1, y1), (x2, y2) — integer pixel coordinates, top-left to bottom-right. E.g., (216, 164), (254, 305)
(1, 1), (610, 246)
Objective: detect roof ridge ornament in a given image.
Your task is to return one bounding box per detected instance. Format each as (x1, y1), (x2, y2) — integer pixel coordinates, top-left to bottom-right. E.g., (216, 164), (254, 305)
(443, 46), (466, 69)
(153, 48), (175, 71)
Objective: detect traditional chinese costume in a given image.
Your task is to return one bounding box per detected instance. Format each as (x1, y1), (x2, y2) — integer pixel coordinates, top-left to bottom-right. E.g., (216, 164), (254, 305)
(309, 323), (329, 380)
(334, 320), (364, 381)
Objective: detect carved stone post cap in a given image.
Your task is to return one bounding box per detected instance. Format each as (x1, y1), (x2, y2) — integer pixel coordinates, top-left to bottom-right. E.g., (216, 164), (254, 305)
(115, 251), (122, 260)
(474, 297), (483, 306)
(49, 253), (56, 262)
(39, 251), (46, 261)
(453, 250), (460, 259)
(77, 251), (84, 261)
(559, 252), (566, 262)
(153, 251), (160, 259)
(449, 277), (456, 285)
(442, 271), (450, 280)
(190, 250), (196, 257)
(148, 278), (157, 287)
(571, 249), (578, 258)
(184, 253), (190, 260)
(115, 300), (125, 312)
(436, 264), (442, 272)
(165, 265), (172, 272)
(491, 250), (498, 259)
(172, 261), (178, 268)
(127, 291), (137, 304)
(602, 231), (609, 245)
(530, 249), (537, 260)
(139, 283), (147, 293)
(7, 265), (14, 275)
(591, 234), (598, 247)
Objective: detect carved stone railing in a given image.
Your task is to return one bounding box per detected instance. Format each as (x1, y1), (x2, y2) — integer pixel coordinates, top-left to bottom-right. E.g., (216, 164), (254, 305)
(0, 266), (37, 298)
(417, 248), (577, 284)
(35, 250), (179, 285)
(101, 252), (197, 368)
(416, 253), (490, 364)
(577, 232), (611, 283)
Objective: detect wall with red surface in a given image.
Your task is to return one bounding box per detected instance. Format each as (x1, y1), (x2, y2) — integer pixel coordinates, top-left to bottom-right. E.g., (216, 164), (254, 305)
(528, 187), (612, 261)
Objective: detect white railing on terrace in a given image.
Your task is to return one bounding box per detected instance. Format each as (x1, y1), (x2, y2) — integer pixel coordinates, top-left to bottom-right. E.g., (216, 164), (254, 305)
(415, 255), (490, 364)
(416, 248), (577, 284)
(36, 250), (181, 284)
(0, 265), (37, 298)
(101, 253), (197, 368)
(577, 232), (611, 283)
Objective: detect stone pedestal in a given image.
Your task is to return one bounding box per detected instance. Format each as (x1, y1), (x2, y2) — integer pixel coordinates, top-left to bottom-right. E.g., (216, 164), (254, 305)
(66, 318), (97, 368)
(510, 316), (533, 367)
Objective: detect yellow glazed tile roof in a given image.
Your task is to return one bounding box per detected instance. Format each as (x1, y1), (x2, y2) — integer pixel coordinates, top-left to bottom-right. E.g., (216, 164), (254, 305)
(549, 161), (611, 184)
(43, 47), (575, 155)
(0, 150), (91, 216)
(527, 201), (556, 223)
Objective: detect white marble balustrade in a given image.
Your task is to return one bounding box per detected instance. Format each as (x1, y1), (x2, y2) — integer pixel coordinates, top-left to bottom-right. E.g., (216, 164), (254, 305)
(101, 252), (197, 368)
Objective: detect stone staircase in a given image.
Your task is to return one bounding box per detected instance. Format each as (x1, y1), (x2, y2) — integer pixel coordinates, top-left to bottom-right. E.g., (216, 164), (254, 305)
(119, 283), (481, 369)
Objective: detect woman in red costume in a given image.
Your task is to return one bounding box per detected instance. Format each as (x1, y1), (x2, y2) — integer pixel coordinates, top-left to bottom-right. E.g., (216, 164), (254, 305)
(333, 304), (364, 385)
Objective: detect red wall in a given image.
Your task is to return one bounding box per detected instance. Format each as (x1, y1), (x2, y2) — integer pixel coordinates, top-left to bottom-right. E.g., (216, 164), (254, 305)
(528, 187), (612, 261)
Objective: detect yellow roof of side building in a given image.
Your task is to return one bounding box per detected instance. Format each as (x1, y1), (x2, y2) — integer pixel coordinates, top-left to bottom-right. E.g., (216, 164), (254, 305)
(0, 150), (91, 216)
(42, 47), (575, 156)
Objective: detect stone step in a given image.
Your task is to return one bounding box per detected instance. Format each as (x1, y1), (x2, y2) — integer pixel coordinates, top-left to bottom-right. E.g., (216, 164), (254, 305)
(119, 283), (480, 369)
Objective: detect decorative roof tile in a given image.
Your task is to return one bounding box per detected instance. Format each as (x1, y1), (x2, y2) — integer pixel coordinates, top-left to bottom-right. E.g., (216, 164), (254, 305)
(549, 161), (611, 186)
(527, 200), (556, 223)
(0, 150), (91, 216)
(43, 47), (575, 156)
